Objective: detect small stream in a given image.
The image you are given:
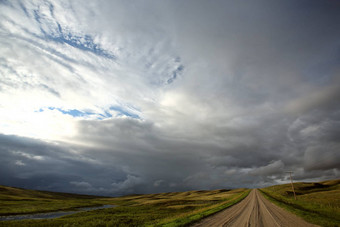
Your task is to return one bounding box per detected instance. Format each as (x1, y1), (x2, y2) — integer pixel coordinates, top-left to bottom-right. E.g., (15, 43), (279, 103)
(0, 204), (115, 221)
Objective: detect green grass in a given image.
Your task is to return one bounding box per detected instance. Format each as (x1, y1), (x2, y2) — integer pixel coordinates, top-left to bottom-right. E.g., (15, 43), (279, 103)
(259, 179), (340, 227)
(0, 185), (249, 227)
(0, 185), (112, 215)
(159, 189), (250, 226)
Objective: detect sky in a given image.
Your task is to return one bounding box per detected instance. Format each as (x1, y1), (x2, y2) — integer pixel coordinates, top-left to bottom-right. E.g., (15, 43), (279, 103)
(0, 0), (340, 196)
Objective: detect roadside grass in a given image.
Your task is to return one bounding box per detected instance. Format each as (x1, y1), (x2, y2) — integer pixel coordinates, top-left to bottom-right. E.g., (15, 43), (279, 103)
(158, 188), (250, 227)
(259, 179), (340, 227)
(0, 185), (249, 227)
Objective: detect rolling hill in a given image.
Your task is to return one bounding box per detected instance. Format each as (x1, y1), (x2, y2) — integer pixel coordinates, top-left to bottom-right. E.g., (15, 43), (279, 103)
(260, 179), (340, 226)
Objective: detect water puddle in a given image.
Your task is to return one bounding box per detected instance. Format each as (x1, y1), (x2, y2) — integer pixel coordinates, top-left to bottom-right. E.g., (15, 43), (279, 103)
(0, 204), (115, 221)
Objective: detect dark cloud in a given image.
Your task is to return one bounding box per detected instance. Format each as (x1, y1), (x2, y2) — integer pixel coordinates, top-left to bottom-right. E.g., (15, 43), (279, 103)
(304, 144), (340, 171)
(0, 134), (126, 195)
(2, 103), (339, 195)
(250, 161), (285, 176)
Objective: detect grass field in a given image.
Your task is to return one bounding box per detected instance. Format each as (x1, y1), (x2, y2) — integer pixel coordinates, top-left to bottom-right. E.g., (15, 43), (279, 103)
(259, 179), (340, 227)
(0, 185), (112, 216)
(0, 185), (249, 227)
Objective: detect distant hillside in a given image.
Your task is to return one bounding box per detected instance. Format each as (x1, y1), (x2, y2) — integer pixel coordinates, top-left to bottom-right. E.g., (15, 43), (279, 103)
(0, 185), (111, 216)
(260, 179), (340, 227)
(0, 185), (102, 200)
(262, 179), (340, 196)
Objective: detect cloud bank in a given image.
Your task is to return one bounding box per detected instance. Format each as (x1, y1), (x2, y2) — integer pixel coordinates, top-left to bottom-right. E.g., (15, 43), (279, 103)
(0, 0), (339, 195)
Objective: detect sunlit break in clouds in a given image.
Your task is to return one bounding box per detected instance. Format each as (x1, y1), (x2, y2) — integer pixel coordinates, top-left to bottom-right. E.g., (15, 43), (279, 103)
(0, 0), (340, 195)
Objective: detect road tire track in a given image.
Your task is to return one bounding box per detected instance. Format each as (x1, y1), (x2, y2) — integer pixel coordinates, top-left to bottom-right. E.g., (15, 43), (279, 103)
(192, 189), (318, 227)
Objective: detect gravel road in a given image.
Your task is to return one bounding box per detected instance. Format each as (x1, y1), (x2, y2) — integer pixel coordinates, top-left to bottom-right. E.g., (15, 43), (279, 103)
(192, 189), (318, 227)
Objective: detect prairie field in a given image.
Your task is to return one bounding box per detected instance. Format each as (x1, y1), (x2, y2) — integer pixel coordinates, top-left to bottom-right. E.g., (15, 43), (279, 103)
(0, 185), (111, 216)
(0, 185), (249, 227)
(2, 179), (339, 227)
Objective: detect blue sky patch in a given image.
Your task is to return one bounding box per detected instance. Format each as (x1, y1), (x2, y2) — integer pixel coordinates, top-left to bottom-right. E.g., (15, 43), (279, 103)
(36, 107), (139, 119)
(30, 3), (115, 60)
(55, 108), (84, 117)
(167, 65), (184, 84)
(37, 107), (94, 118)
(109, 106), (140, 119)
(49, 33), (115, 59)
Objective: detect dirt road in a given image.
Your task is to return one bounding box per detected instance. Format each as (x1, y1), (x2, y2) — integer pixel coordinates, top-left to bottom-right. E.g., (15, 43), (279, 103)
(192, 189), (318, 227)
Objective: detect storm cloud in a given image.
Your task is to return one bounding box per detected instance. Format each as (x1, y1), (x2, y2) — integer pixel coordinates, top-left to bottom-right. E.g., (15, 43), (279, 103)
(0, 0), (339, 195)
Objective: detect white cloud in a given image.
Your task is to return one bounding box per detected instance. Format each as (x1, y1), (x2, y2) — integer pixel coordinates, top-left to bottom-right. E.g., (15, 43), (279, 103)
(70, 181), (92, 188)
(111, 175), (143, 194)
(153, 180), (164, 187)
(0, 0), (185, 143)
(12, 151), (45, 161)
(15, 160), (26, 166)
